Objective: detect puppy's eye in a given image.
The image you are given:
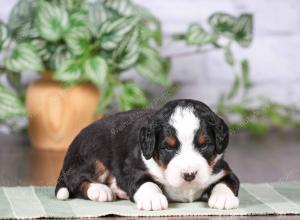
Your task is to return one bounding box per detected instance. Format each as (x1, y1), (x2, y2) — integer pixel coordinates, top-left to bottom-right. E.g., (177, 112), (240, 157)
(165, 136), (177, 150)
(198, 133), (207, 145)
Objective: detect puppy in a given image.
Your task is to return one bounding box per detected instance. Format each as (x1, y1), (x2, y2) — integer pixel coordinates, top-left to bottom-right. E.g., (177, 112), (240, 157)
(55, 99), (239, 211)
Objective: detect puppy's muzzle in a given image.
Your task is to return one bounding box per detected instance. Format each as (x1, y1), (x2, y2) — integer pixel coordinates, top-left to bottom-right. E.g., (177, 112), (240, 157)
(182, 171), (197, 182)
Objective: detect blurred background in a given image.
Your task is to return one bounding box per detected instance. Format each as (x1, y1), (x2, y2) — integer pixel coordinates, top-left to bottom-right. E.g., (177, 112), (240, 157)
(0, 0), (299, 187)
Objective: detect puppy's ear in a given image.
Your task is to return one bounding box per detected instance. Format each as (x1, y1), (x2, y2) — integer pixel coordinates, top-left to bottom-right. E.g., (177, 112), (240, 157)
(139, 121), (156, 160)
(212, 115), (229, 153)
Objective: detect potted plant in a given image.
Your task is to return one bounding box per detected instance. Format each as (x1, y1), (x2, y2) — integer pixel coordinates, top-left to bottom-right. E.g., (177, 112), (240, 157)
(0, 0), (170, 150)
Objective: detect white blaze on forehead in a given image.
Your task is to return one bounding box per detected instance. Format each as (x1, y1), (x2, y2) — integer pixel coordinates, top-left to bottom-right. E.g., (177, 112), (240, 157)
(169, 106), (200, 147)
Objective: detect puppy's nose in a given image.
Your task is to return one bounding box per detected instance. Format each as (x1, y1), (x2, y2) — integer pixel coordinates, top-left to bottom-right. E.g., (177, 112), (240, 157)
(183, 171), (197, 182)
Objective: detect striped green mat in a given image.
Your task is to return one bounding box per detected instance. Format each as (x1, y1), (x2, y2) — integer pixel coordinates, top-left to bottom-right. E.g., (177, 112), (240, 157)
(1, 182), (300, 219)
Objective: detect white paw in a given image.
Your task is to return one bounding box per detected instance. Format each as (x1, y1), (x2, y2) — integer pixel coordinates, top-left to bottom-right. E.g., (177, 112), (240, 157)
(134, 182), (168, 211)
(208, 183), (239, 210)
(137, 193), (168, 211)
(87, 183), (114, 202)
(56, 187), (69, 200)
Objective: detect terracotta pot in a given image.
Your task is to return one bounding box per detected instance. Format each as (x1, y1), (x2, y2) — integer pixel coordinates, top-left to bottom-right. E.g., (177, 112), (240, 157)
(26, 73), (100, 151)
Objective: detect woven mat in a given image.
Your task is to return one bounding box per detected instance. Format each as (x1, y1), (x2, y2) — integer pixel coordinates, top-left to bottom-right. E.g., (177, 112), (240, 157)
(1, 182), (300, 219)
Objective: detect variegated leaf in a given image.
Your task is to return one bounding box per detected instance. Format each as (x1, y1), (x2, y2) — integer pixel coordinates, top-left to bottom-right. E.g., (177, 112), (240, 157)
(136, 47), (170, 86)
(5, 43), (44, 72)
(84, 56), (108, 87)
(209, 13), (236, 36)
(31, 39), (51, 60)
(49, 45), (72, 70)
(53, 59), (82, 83)
(65, 26), (91, 55)
(134, 4), (162, 45)
(0, 22), (10, 50)
(97, 82), (115, 113)
(87, 1), (111, 37)
(99, 16), (139, 50)
(233, 14), (253, 47)
(104, 0), (135, 16)
(69, 11), (88, 28)
(49, 0), (86, 12)
(0, 85), (27, 120)
(64, 12), (92, 55)
(36, 2), (70, 41)
(8, 0), (38, 40)
(113, 27), (140, 70)
(185, 23), (217, 46)
(118, 82), (147, 111)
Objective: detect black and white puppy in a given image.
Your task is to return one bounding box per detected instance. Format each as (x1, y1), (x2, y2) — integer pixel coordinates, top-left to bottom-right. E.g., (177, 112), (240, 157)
(55, 99), (239, 211)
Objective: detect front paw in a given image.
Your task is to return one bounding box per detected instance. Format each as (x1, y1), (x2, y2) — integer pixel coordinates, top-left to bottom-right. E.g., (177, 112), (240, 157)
(87, 183), (114, 202)
(137, 193), (168, 211)
(208, 183), (239, 210)
(134, 182), (168, 211)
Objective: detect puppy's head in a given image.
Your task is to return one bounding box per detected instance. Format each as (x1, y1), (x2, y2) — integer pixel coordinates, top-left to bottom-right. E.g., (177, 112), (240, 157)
(139, 99), (229, 187)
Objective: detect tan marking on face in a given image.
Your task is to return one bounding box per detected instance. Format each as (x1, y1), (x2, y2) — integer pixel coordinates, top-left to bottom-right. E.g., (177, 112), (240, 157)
(80, 181), (90, 198)
(166, 136), (176, 147)
(198, 133), (207, 145)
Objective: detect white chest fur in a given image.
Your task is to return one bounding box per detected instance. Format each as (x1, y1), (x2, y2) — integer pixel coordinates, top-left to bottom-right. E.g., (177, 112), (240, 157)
(164, 184), (203, 202)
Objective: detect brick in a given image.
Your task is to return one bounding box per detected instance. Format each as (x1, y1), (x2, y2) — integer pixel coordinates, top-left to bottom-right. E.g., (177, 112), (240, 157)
(233, 35), (300, 84)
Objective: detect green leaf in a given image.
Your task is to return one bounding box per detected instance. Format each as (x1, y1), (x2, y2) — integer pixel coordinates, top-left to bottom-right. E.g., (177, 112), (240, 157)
(118, 82), (147, 111)
(241, 59), (252, 89)
(227, 76), (240, 99)
(99, 16), (140, 50)
(48, 0), (86, 12)
(233, 14), (253, 47)
(36, 1), (70, 41)
(63, 12), (91, 55)
(113, 27), (140, 70)
(49, 45), (72, 70)
(136, 47), (171, 86)
(7, 72), (22, 94)
(0, 22), (10, 50)
(87, 1), (111, 37)
(8, 0), (38, 40)
(84, 56), (108, 87)
(224, 45), (234, 66)
(97, 81), (115, 113)
(134, 5), (162, 46)
(181, 24), (212, 46)
(5, 43), (44, 72)
(0, 84), (27, 120)
(65, 27), (91, 55)
(104, 0), (135, 16)
(185, 23), (217, 46)
(54, 59), (82, 83)
(209, 13), (236, 36)
(31, 39), (51, 60)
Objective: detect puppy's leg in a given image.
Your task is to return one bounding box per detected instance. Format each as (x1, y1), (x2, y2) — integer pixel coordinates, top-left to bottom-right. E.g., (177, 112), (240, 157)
(81, 181), (114, 202)
(80, 160), (115, 202)
(133, 182), (168, 211)
(208, 172), (239, 210)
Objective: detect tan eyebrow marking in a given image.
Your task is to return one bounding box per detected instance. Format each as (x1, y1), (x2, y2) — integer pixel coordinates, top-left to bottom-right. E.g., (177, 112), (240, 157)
(198, 133), (207, 145)
(166, 136), (176, 147)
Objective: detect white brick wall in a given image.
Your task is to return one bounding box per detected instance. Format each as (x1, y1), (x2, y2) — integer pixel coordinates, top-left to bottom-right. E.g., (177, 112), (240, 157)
(1, 0), (299, 107)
